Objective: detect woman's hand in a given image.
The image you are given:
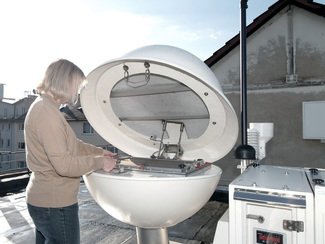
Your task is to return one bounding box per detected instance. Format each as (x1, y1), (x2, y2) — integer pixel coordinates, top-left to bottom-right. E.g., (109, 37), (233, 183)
(102, 156), (117, 172)
(102, 149), (117, 158)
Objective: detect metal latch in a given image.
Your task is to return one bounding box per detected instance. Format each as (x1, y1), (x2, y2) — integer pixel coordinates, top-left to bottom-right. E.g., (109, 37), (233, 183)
(283, 220), (304, 232)
(246, 214), (265, 223)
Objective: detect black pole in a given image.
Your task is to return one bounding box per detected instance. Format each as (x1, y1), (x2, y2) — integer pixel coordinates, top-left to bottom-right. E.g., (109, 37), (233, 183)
(234, 0), (256, 161)
(240, 0), (248, 145)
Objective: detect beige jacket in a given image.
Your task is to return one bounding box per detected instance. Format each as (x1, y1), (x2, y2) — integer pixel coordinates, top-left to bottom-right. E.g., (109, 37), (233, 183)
(24, 94), (104, 207)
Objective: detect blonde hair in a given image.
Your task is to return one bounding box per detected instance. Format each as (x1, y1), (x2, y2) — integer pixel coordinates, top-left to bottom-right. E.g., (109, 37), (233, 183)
(36, 59), (85, 104)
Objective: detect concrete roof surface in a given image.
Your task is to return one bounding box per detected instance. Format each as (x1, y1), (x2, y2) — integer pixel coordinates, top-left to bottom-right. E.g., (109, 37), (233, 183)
(0, 182), (227, 244)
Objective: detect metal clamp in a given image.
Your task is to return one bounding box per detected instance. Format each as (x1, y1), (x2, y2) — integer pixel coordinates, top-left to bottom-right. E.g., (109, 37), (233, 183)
(283, 220), (304, 232)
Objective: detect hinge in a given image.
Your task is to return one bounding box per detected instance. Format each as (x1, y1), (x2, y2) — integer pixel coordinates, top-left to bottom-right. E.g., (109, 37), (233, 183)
(283, 220), (304, 232)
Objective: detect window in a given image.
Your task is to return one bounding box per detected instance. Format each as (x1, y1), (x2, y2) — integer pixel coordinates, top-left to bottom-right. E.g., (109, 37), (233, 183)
(104, 146), (118, 154)
(83, 123), (94, 134)
(19, 123), (24, 131)
(18, 142), (25, 150)
(7, 139), (10, 148)
(19, 161), (27, 168)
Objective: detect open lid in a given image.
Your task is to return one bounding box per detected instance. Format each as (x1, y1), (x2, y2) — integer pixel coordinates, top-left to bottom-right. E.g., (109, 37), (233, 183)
(80, 45), (238, 162)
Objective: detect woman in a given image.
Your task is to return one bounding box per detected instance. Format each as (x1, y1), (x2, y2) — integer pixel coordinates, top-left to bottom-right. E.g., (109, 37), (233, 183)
(24, 59), (117, 243)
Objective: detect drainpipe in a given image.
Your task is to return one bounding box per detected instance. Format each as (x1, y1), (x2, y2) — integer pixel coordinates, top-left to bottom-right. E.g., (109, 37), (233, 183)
(234, 0), (256, 173)
(285, 6), (298, 83)
(287, 7), (294, 75)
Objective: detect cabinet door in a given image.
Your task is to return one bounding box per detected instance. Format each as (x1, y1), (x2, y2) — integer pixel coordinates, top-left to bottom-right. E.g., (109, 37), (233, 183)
(315, 186), (325, 244)
(246, 204), (293, 244)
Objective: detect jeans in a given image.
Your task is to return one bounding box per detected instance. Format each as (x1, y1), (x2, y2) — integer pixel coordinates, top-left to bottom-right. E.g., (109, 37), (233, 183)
(27, 203), (80, 244)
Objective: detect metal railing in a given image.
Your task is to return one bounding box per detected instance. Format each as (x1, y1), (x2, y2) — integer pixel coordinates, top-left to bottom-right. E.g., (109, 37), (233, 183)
(0, 151), (30, 179)
(0, 146), (120, 179)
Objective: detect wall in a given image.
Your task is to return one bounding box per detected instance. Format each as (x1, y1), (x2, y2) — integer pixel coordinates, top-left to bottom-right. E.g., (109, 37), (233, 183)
(213, 6), (325, 89)
(295, 8), (325, 79)
(68, 121), (111, 147)
(0, 102), (14, 119)
(210, 5), (325, 184)
(217, 86), (325, 184)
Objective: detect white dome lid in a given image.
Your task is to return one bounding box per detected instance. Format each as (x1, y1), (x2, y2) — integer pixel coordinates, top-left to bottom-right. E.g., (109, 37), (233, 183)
(80, 45), (238, 162)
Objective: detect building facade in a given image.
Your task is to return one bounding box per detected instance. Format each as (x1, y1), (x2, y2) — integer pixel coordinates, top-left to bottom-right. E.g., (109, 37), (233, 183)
(60, 102), (119, 154)
(0, 93), (119, 174)
(0, 95), (36, 172)
(206, 0), (325, 183)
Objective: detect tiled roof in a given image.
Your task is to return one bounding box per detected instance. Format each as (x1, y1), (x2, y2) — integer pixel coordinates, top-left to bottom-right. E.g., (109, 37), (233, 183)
(60, 99), (87, 121)
(205, 0), (325, 67)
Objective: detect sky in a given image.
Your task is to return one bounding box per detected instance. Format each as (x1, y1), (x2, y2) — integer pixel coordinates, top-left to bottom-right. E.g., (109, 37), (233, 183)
(0, 0), (323, 102)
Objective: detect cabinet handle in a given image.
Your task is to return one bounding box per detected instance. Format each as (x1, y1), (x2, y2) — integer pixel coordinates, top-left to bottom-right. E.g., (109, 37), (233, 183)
(246, 214), (265, 223)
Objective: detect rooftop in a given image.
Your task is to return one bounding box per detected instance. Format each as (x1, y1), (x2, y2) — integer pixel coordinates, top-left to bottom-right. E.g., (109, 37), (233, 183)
(0, 181), (227, 244)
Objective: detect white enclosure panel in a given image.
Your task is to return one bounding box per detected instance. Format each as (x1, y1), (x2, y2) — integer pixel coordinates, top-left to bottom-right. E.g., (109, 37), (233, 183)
(302, 101), (325, 140)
